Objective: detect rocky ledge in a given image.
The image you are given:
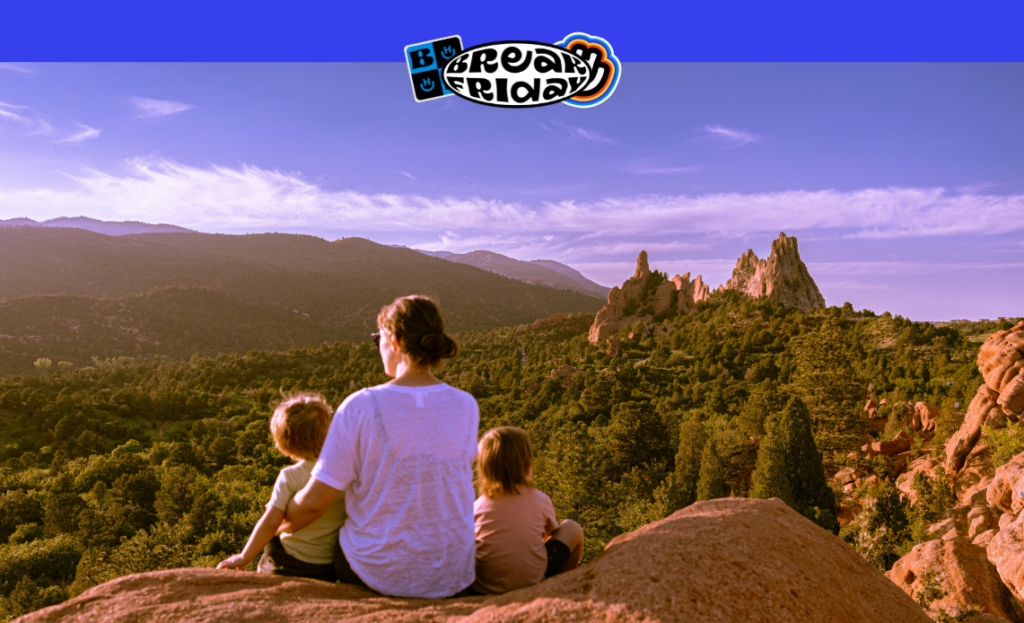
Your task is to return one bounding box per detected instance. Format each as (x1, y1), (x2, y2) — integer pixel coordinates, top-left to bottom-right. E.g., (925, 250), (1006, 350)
(19, 498), (929, 623)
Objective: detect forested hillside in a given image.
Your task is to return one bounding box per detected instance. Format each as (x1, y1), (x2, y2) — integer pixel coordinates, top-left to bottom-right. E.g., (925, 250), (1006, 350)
(0, 228), (603, 375)
(0, 289), (1017, 618)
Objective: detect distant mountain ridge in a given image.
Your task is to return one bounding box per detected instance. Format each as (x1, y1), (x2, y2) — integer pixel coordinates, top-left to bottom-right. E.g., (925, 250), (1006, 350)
(528, 259), (610, 297)
(0, 216), (192, 235)
(0, 228), (603, 374)
(414, 249), (609, 298)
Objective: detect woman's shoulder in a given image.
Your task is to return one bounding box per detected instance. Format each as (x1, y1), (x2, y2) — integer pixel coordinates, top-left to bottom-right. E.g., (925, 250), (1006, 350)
(378, 382), (478, 406)
(440, 383), (478, 406)
(336, 387), (381, 416)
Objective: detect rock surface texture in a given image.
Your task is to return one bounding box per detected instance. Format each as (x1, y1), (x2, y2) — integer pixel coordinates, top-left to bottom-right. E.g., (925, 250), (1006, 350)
(988, 513), (1024, 608)
(19, 498), (930, 623)
(723, 232), (826, 312)
(887, 538), (1024, 622)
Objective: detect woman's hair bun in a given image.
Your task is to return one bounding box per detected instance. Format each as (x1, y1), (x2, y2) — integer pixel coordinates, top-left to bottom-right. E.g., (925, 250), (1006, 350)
(420, 331), (458, 359)
(377, 295), (459, 368)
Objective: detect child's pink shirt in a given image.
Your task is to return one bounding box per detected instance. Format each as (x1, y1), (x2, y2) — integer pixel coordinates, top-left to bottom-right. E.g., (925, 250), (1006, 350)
(471, 486), (559, 595)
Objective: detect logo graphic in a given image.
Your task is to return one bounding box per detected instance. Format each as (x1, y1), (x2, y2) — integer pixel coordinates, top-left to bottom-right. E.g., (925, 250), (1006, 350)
(554, 33), (621, 108)
(442, 41), (591, 108)
(404, 35), (464, 102)
(404, 33), (619, 108)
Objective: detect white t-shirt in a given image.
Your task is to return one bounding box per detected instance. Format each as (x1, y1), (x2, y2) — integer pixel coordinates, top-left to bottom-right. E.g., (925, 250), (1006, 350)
(311, 383), (479, 598)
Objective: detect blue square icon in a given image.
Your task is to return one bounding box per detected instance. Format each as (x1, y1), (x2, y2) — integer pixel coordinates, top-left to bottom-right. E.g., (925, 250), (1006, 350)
(404, 35), (462, 102)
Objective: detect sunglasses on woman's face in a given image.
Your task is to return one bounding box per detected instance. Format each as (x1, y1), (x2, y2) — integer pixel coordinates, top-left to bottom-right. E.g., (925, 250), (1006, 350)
(371, 332), (381, 348)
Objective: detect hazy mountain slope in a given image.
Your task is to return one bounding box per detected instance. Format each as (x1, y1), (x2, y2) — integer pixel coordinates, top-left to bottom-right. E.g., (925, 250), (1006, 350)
(0, 229), (603, 372)
(0, 217), (192, 235)
(416, 249), (603, 297)
(0, 286), (332, 375)
(529, 259), (610, 297)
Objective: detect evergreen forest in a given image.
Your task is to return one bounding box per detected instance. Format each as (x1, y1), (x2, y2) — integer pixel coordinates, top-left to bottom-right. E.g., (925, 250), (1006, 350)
(0, 286), (1019, 619)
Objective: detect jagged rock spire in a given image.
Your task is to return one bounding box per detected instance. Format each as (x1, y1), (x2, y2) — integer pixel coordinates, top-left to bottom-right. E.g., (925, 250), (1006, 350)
(634, 250), (650, 280)
(724, 232), (825, 312)
(587, 234), (826, 343)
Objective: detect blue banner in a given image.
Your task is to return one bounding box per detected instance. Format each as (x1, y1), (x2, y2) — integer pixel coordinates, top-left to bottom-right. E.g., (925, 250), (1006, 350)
(2, 1), (1022, 61)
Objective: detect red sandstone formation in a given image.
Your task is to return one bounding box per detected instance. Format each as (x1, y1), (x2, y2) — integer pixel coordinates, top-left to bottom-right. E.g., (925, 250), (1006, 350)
(588, 250), (710, 344)
(887, 538), (1024, 622)
(723, 232), (826, 313)
(588, 233), (826, 344)
(946, 322), (1024, 474)
(880, 323), (1024, 622)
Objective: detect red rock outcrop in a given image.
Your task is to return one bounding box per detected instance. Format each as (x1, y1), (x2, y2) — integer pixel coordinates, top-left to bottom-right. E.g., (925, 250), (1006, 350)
(887, 538), (1024, 622)
(947, 322), (1024, 474)
(19, 498), (931, 623)
(885, 324), (1024, 621)
(947, 386), (1007, 474)
(915, 402), (940, 433)
(549, 362), (579, 386)
(872, 430), (913, 457)
(980, 322), (1024, 416)
(897, 456), (942, 505)
(987, 454), (1024, 515)
(988, 512), (1024, 608)
(588, 251), (709, 344)
(956, 444), (997, 503)
(588, 234), (827, 343)
(723, 232), (826, 312)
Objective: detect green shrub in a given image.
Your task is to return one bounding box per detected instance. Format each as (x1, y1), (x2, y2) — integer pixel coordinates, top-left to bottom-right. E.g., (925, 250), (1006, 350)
(0, 535), (81, 593)
(984, 420), (1024, 468)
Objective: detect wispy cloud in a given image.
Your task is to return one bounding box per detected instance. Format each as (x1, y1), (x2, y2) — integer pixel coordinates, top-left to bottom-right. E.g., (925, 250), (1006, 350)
(396, 170), (416, 181)
(703, 124), (763, 148)
(131, 97), (195, 119)
(817, 280), (896, 291)
(0, 101), (55, 136)
(808, 261), (1024, 276)
(0, 101), (32, 123)
(620, 157), (710, 176)
(5, 158), (1024, 255)
(0, 63), (36, 75)
(54, 123), (101, 144)
(540, 119), (617, 145)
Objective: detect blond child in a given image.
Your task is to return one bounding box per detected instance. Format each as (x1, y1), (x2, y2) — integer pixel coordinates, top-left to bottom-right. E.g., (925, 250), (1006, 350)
(470, 426), (584, 595)
(217, 394), (346, 582)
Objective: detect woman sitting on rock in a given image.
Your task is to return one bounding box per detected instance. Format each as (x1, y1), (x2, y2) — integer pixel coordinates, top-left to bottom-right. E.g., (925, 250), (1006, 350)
(282, 295), (478, 598)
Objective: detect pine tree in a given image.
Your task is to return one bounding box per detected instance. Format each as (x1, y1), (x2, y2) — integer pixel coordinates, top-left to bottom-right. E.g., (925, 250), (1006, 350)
(780, 396), (839, 533)
(738, 379), (786, 438)
(860, 480), (912, 570)
(750, 413), (792, 505)
(663, 415), (706, 512)
(696, 436), (726, 501)
(788, 318), (868, 466)
(607, 401), (670, 471)
(750, 397), (838, 533)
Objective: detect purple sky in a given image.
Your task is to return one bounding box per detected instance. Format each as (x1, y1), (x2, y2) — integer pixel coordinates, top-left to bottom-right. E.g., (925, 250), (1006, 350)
(1, 62), (1022, 321)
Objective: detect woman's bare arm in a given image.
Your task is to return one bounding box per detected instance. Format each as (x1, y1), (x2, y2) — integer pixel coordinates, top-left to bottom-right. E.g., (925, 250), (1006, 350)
(281, 478), (341, 533)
